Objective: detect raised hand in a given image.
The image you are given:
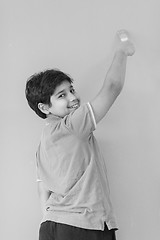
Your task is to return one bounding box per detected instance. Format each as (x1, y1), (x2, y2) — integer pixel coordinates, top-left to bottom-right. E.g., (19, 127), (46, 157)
(117, 29), (135, 56)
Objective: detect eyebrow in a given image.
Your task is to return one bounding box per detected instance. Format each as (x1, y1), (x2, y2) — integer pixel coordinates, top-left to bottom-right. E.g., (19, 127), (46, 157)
(55, 90), (65, 96)
(55, 85), (74, 96)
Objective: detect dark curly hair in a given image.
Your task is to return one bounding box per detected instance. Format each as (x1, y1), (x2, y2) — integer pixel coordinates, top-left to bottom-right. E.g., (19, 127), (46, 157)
(25, 69), (73, 119)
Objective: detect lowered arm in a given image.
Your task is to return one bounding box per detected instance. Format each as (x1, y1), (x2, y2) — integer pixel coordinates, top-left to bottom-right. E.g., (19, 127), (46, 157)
(37, 181), (51, 215)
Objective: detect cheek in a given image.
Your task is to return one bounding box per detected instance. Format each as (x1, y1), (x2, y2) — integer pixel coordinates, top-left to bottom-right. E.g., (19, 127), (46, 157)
(58, 100), (68, 108)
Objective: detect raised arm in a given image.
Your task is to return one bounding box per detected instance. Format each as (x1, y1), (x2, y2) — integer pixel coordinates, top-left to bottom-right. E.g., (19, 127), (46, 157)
(90, 30), (135, 124)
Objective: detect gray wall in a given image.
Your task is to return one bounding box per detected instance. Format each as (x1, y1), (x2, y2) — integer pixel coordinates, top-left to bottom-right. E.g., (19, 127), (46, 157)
(1, 0), (160, 239)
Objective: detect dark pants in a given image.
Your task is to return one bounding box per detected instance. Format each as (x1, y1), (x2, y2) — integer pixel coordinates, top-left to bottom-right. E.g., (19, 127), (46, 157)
(39, 221), (117, 240)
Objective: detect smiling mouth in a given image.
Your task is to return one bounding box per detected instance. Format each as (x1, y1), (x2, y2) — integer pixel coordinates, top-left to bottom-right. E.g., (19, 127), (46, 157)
(68, 103), (80, 109)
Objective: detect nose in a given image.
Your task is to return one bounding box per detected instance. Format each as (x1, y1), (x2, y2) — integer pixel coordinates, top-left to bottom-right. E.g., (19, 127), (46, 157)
(68, 92), (76, 102)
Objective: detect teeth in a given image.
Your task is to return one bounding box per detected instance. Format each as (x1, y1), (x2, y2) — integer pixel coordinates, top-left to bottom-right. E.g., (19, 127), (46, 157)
(69, 104), (78, 109)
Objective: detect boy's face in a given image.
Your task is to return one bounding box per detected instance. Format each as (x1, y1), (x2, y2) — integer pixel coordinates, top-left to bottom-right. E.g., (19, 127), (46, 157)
(47, 80), (81, 118)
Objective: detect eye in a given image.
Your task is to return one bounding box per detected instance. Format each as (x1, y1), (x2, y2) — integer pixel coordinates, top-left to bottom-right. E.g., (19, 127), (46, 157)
(58, 93), (66, 98)
(70, 88), (76, 94)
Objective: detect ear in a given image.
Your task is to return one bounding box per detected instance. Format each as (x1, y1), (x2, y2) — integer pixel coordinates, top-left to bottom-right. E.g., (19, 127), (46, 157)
(38, 103), (50, 115)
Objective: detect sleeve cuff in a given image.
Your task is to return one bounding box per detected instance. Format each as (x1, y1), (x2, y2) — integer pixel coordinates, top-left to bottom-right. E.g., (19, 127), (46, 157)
(36, 179), (42, 182)
(87, 102), (97, 130)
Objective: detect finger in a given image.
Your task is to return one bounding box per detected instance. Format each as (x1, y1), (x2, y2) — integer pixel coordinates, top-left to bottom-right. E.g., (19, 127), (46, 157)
(117, 30), (129, 42)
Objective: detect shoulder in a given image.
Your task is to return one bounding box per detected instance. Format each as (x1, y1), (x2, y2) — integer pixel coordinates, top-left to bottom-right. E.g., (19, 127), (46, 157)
(43, 103), (97, 139)
(62, 102), (97, 137)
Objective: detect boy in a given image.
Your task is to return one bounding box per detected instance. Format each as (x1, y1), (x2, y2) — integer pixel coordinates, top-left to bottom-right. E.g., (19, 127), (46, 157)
(25, 30), (135, 240)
